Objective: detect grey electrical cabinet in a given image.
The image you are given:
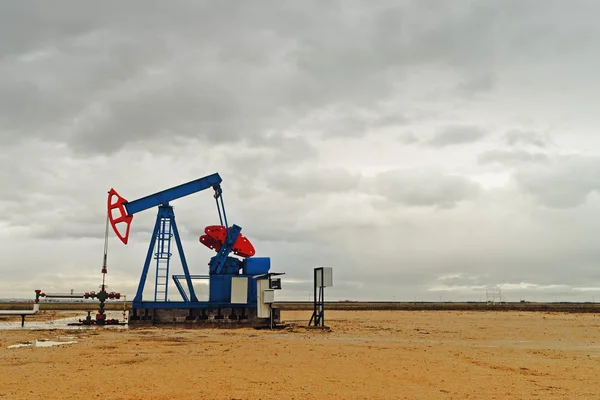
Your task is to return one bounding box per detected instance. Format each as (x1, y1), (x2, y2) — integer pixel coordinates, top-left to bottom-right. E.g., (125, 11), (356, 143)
(263, 289), (275, 304)
(316, 267), (333, 287)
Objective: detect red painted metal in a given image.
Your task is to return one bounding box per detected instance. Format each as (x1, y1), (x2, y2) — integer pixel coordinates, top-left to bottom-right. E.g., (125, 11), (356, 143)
(232, 234), (255, 258)
(199, 225), (255, 258)
(205, 225), (228, 242)
(107, 188), (133, 245)
(199, 234), (222, 252)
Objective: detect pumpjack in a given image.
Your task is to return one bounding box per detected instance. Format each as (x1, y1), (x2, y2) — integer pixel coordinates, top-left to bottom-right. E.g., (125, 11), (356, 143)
(108, 173), (283, 325)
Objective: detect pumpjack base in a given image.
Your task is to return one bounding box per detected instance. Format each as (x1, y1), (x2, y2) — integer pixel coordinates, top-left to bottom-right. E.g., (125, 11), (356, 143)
(128, 307), (280, 327)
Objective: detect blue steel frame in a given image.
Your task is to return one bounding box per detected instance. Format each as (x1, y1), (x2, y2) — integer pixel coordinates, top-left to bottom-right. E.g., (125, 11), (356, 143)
(153, 217), (173, 301)
(121, 172), (258, 310)
(133, 301), (255, 309)
(169, 274), (261, 309)
(172, 274), (208, 303)
(133, 205), (198, 306)
(210, 225), (241, 274)
(124, 173), (222, 215)
(121, 173), (223, 307)
(132, 224), (248, 308)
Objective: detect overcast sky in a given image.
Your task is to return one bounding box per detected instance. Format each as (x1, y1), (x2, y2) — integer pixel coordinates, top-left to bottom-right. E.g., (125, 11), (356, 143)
(2, 1), (600, 303)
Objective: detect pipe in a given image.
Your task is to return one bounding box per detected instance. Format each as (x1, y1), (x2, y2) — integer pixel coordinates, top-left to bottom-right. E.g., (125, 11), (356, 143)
(42, 293), (86, 299)
(0, 303), (40, 327)
(0, 303), (40, 316)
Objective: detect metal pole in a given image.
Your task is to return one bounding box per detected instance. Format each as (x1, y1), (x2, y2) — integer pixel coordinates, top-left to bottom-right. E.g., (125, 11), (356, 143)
(313, 268), (317, 325)
(219, 195), (229, 229)
(321, 280), (324, 327)
(215, 197), (223, 226)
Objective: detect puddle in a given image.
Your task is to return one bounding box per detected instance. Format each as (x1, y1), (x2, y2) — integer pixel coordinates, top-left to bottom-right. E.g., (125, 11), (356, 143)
(0, 311), (128, 331)
(8, 339), (78, 349)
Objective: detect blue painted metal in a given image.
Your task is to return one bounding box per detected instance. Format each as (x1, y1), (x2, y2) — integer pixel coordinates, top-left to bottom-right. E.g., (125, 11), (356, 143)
(169, 211), (198, 302)
(119, 172), (277, 312)
(172, 274), (211, 302)
(215, 197), (224, 226)
(132, 301), (257, 309)
(132, 206), (198, 305)
(133, 215), (161, 304)
(209, 224), (242, 275)
(173, 274), (262, 307)
(209, 275), (231, 303)
(153, 217), (173, 301)
(219, 193), (228, 228)
(212, 184), (229, 228)
(243, 257), (271, 275)
(124, 173), (222, 215)
(172, 274), (189, 302)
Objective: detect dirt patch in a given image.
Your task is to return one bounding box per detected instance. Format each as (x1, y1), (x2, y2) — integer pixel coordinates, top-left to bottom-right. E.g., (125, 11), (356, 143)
(0, 310), (599, 399)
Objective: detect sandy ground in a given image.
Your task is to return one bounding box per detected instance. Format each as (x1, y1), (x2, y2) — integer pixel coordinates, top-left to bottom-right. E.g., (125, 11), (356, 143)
(0, 310), (599, 399)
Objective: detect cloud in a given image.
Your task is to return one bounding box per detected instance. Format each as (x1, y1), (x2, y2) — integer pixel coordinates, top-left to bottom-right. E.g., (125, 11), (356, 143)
(478, 150), (549, 166)
(3, 1), (600, 302)
(3, 1), (584, 154)
(505, 130), (548, 148)
(455, 74), (495, 97)
(265, 168), (362, 197)
(426, 125), (487, 147)
(397, 132), (419, 144)
(514, 155), (600, 208)
(370, 169), (481, 208)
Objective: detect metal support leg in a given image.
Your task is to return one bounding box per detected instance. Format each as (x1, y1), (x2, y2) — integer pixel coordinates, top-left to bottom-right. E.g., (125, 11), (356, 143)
(320, 285), (324, 327)
(21, 315), (25, 327)
(309, 268), (325, 327)
(309, 268), (317, 326)
(170, 217), (198, 302)
(134, 215), (162, 305)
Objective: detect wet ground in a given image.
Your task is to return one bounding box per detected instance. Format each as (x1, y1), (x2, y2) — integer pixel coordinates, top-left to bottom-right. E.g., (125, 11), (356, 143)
(0, 310), (127, 330)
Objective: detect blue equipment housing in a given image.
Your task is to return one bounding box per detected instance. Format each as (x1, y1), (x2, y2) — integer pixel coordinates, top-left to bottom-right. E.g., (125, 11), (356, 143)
(108, 173), (271, 311)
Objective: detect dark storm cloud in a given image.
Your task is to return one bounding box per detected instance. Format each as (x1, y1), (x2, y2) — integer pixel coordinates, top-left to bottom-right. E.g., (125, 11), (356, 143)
(3, 0), (595, 153)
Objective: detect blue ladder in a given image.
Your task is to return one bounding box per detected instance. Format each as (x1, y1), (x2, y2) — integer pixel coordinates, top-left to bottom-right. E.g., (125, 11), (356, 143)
(154, 217), (173, 301)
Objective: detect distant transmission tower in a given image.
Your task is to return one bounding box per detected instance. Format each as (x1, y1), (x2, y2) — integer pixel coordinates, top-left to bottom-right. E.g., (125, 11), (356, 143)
(486, 286), (506, 304)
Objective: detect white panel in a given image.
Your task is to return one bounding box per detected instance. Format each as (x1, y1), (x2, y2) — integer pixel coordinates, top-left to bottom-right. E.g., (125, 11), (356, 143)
(256, 279), (271, 318)
(263, 289), (275, 304)
(316, 267), (333, 287)
(230, 277), (248, 304)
